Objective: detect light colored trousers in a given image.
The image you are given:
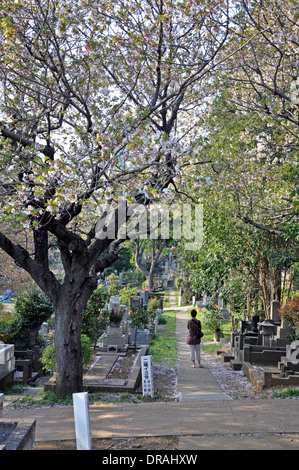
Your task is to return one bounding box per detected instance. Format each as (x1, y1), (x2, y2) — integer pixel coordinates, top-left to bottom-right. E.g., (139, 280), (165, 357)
(189, 344), (201, 361)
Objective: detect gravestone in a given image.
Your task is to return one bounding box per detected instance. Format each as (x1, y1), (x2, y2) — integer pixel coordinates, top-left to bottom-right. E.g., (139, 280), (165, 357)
(40, 322), (48, 336)
(287, 340), (299, 363)
(109, 296), (120, 313)
(120, 305), (128, 322)
(128, 327), (150, 346)
(154, 316), (159, 335)
(130, 296), (140, 310)
(251, 315), (259, 333)
(102, 297), (129, 352)
(270, 300), (281, 324)
(102, 325), (128, 353)
(0, 343), (15, 390)
(290, 344), (299, 364)
(162, 273), (168, 289)
(140, 291), (149, 306)
(259, 320), (276, 346)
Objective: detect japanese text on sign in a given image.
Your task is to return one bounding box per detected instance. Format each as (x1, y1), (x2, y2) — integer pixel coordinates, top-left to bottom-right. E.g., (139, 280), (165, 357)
(141, 355), (154, 398)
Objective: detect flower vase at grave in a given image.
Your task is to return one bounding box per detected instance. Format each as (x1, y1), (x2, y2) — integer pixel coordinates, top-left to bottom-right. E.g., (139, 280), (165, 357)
(109, 309), (123, 327)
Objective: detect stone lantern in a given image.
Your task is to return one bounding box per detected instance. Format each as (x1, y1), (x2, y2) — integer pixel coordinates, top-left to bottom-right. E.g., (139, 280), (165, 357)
(259, 320), (276, 346)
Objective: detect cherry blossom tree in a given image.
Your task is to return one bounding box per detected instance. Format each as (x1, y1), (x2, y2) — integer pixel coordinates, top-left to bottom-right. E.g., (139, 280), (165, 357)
(0, 0), (231, 396)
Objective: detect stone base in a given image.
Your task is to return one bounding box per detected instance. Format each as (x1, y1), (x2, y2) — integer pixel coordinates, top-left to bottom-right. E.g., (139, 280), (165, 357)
(230, 360), (243, 371)
(102, 325), (129, 352)
(0, 419), (36, 450)
(98, 344), (129, 354)
(0, 369), (15, 391)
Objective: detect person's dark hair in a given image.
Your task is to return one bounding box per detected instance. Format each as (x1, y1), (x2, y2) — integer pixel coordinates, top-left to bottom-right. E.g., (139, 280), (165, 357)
(190, 309), (197, 318)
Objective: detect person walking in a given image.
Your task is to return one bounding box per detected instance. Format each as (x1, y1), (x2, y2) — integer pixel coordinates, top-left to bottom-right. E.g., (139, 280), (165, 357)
(187, 309), (203, 368)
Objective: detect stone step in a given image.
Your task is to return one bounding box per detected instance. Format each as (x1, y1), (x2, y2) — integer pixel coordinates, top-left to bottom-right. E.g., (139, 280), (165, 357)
(221, 353), (235, 363)
(230, 360), (243, 371)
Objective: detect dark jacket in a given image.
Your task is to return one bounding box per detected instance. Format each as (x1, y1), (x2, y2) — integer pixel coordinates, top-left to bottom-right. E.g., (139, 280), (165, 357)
(187, 318), (202, 345)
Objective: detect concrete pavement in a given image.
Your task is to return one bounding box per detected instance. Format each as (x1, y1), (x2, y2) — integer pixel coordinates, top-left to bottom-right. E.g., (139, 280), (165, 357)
(174, 306), (232, 402)
(2, 293), (299, 450)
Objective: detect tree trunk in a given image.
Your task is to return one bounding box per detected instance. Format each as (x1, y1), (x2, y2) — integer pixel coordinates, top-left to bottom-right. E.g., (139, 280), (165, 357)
(148, 267), (155, 290)
(54, 295), (83, 397)
(0, 217), (122, 398)
(53, 278), (96, 398)
(270, 265), (282, 303)
(259, 258), (270, 318)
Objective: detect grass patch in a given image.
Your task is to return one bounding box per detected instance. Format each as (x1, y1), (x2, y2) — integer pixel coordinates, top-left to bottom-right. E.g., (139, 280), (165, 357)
(90, 392), (159, 404)
(186, 307), (232, 339)
(7, 390), (73, 408)
(150, 309), (177, 368)
(271, 388), (299, 399)
(3, 383), (29, 394)
(185, 307), (232, 353)
(200, 342), (221, 354)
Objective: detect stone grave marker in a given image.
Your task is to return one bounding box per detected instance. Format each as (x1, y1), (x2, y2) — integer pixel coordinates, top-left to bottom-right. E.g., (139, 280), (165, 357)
(140, 290), (149, 305)
(130, 296), (140, 310)
(290, 340), (299, 364)
(270, 300), (281, 324)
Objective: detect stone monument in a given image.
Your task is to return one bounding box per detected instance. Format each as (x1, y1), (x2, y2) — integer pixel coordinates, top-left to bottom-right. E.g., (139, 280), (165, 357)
(101, 297), (129, 353)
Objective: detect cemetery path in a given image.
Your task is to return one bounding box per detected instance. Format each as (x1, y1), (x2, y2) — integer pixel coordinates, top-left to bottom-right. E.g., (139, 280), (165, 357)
(3, 291), (299, 450)
(174, 307), (233, 402)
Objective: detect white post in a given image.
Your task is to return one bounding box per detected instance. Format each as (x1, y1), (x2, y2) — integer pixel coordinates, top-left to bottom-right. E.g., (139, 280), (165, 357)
(141, 355), (154, 398)
(0, 393), (3, 418)
(73, 392), (91, 450)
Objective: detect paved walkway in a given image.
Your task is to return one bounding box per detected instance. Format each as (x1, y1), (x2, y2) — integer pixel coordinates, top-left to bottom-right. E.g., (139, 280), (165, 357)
(3, 292), (299, 450)
(175, 306), (232, 402)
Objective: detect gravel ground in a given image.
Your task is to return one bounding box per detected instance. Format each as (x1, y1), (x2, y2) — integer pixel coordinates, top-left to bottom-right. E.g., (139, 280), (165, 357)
(202, 351), (267, 399)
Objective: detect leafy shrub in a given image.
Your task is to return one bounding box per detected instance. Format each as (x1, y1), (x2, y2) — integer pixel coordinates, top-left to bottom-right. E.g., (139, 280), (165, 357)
(0, 288), (53, 349)
(203, 305), (224, 336)
(119, 285), (138, 305)
(107, 273), (121, 296)
(147, 297), (160, 320)
(41, 334), (93, 373)
(81, 334), (93, 366)
(40, 344), (55, 373)
(158, 316), (167, 324)
(129, 307), (149, 329)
